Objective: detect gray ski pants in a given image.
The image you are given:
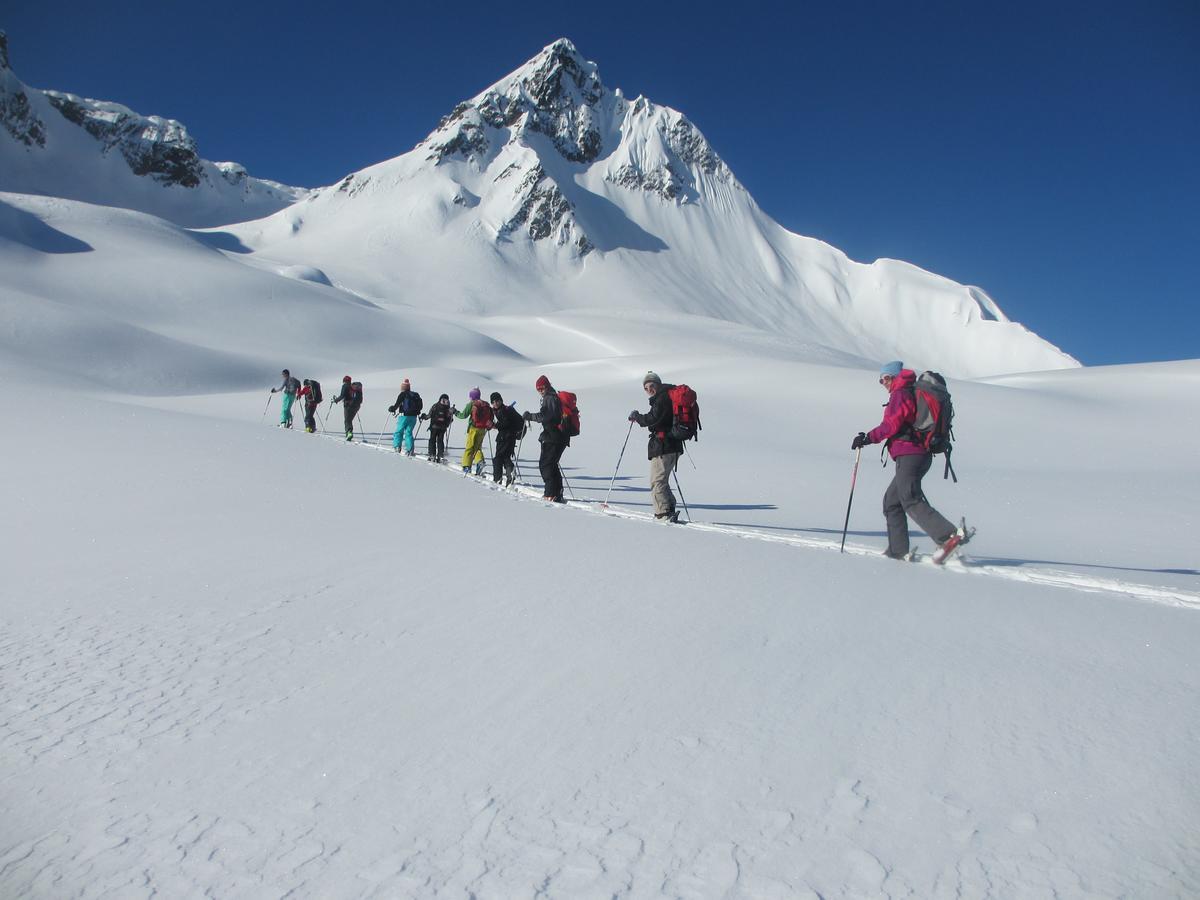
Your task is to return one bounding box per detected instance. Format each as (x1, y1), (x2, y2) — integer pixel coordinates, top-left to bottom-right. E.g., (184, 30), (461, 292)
(883, 453), (956, 555)
(650, 452), (680, 517)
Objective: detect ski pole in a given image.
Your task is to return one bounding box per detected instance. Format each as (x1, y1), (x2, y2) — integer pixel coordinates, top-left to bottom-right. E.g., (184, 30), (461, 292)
(840, 446), (863, 554)
(487, 431), (494, 476)
(514, 426), (527, 484)
(672, 467), (691, 523)
(356, 413), (367, 443)
(321, 400), (333, 431)
(261, 392), (274, 423)
(602, 421), (635, 507)
(560, 465), (576, 501)
(381, 412), (394, 448)
(683, 441), (697, 470)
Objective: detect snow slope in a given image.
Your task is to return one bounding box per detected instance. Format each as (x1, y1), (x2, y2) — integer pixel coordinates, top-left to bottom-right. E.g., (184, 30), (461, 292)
(223, 39), (1076, 379)
(2, 365), (1197, 897)
(0, 32), (307, 227)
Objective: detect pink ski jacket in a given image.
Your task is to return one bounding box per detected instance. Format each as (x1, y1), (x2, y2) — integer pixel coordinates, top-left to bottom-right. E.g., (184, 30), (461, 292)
(867, 369), (926, 459)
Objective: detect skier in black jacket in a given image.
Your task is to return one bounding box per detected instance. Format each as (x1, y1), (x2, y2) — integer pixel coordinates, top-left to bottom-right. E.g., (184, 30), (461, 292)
(629, 371), (683, 521)
(490, 392), (525, 486)
(331, 376), (362, 441)
(523, 374), (568, 502)
(419, 394), (455, 462)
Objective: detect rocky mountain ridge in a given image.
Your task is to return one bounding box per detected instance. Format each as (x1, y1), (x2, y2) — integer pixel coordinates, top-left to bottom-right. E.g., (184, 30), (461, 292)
(0, 31), (306, 227)
(415, 39), (736, 256)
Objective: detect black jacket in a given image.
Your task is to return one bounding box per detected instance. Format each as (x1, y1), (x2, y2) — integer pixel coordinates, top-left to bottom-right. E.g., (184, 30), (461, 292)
(634, 383), (683, 460)
(530, 390), (567, 445)
(333, 382), (362, 411)
(389, 389), (422, 416)
(493, 403), (525, 438)
(423, 400), (453, 431)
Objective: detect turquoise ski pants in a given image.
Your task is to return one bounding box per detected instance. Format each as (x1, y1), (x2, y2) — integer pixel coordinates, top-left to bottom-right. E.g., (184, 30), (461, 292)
(280, 391), (296, 425)
(393, 415), (418, 451)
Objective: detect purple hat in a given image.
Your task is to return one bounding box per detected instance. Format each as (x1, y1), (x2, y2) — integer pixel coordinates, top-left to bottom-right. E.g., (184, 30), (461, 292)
(468, 387), (481, 400)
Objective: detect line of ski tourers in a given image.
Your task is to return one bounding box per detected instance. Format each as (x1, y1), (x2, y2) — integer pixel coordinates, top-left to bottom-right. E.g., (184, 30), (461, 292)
(268, 362), (973, 563)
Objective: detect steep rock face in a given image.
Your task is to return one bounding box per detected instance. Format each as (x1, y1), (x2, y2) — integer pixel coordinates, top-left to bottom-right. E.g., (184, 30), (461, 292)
(497, 164), (592, 255)
(428, 39), (604, 166)
(0, 33), (46, 148)
(0, 31), (306, 227)
(44, 92), (203, 188)
(415, 39), (733, 256)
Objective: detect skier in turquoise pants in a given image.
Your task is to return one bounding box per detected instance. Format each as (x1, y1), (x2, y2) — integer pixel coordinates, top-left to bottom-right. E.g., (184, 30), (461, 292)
(387, 379), (423, 455)
(271, 369), (300, 428)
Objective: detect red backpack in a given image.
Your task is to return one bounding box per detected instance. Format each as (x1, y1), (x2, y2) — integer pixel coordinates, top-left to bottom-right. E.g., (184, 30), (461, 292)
(666, 384), (700, 441)
(470, 399), (494, 430)
(558, 391), (580, 437)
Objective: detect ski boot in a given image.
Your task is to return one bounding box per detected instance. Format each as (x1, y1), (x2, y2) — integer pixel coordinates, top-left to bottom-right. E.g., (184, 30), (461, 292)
(932, 519), (975, 565)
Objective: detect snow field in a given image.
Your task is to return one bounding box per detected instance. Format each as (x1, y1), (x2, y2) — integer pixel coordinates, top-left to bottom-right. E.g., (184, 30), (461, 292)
(2, 381), (1198, 897)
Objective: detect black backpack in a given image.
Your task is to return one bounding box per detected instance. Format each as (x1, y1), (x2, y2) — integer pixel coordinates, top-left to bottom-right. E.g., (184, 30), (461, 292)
(400, 391), (423, 416)
(910, 371), (956, 480)
(308, 379), (323, 403)
(350, 381), (364, 407)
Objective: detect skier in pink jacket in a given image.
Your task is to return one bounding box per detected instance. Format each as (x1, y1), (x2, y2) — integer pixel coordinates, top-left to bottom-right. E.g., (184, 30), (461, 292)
(852, 361), (969, 561)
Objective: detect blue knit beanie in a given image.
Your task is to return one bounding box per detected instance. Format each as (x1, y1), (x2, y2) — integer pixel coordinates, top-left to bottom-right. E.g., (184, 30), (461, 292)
(879, 360), (904, 377)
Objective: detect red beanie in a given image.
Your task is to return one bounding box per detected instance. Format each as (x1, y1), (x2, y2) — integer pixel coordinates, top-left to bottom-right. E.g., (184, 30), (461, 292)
(343, 375), (351, 383)
(535, 375), (551, 391)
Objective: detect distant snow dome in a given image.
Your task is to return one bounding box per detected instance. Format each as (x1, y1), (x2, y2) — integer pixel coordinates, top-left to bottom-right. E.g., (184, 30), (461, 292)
(279, 265), (332, 286)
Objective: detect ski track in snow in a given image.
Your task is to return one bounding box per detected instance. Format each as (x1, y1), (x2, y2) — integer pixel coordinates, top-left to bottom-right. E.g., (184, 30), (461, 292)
(333, 430), (1200, 612)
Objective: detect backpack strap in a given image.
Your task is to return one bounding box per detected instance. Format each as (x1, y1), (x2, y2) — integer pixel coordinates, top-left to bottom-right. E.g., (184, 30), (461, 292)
(943, 447), (958, 483)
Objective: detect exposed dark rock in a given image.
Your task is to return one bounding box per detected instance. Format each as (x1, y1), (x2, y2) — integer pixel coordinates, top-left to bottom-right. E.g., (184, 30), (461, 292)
(607, 163), (684, 201)
(0, 31), (47, 148)
(45, 93), (203, 188)
(667, 118), (724, 177)
(336, 174), (371, 197)
(499, 164), (591, 256)
(492, 162), (522, 182)
(425, 39), (605, 167)
(217, 163), (248, 186)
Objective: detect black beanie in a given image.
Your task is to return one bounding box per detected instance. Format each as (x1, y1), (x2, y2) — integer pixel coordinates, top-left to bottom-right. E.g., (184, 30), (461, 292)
(489, 392), (503, 403)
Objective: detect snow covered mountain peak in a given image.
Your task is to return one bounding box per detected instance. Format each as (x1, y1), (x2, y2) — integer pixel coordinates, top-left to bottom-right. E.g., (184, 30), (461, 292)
(230, 39), (1077, 377)
(427, 38), (605, 165)
(0, 32), (308, 226)
(406, 38), (737, 257)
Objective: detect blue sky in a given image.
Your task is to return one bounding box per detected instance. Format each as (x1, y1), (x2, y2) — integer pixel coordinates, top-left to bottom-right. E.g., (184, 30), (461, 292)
(6, 1), (1196, 365)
